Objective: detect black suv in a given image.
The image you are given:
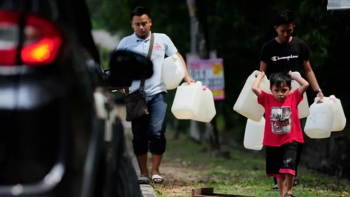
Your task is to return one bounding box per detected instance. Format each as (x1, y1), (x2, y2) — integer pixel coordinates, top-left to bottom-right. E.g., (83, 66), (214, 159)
(0, 0), (153, 196)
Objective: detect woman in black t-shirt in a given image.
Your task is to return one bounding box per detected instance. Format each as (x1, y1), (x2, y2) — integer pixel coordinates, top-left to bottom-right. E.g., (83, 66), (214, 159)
(259, 10), (324, 193)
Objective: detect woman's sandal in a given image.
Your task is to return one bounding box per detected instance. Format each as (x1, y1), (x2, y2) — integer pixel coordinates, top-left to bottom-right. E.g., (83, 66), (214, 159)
(284, 193), (295, 197)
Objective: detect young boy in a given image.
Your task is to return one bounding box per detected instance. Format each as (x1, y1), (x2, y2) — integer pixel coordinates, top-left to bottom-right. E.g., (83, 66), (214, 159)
(252, 71), (309, 197)
(259, 10), (323, 189)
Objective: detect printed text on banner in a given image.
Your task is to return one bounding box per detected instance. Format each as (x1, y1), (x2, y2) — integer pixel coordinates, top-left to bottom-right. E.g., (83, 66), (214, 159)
(188, 59), (225, 100)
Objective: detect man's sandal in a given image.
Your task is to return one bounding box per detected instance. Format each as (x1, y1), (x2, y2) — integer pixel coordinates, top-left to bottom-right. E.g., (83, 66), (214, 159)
(151, 175), (164, 184)
(138, 177), (150, 184)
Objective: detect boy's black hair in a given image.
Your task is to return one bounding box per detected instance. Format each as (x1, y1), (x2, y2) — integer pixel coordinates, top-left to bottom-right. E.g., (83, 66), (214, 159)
(131, 6), (151, 20)
(269, 71), (292, 88)
(275, 10), (295, 26)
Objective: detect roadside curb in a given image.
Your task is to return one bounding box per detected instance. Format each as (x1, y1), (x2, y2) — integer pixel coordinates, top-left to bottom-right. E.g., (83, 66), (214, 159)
(124, 129), (157, 197)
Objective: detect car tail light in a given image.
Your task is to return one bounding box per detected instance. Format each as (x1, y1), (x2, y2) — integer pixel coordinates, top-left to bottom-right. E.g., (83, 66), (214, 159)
(0, 10), (62, 66)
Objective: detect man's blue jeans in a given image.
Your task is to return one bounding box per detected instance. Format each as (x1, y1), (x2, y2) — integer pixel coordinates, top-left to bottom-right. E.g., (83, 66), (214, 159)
(131, 92), (167, 156)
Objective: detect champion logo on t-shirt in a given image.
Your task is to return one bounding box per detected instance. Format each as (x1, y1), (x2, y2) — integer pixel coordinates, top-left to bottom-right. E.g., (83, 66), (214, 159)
(271, 55), (298, 61)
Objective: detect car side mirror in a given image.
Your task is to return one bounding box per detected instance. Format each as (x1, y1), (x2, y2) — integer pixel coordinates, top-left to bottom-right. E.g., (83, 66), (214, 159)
(105, 50), (153, 90)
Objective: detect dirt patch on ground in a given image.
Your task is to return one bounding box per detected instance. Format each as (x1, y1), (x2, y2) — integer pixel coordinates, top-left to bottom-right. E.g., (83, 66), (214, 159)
(161, 162), (206, 182)
(155, 162), (207, 197)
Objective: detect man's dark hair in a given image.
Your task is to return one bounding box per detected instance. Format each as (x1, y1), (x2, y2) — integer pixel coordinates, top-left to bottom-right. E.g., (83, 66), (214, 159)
(131, 6), (151, 20)
(269, 71), (292, 88)
(275, 10), (295, 26)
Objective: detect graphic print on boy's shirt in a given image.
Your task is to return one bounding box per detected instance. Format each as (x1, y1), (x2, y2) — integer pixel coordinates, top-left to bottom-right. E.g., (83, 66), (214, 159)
(270, 106), (292, 134)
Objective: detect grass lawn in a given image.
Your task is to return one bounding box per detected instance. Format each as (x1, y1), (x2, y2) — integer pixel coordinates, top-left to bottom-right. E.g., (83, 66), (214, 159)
(155, 132), (350, 197)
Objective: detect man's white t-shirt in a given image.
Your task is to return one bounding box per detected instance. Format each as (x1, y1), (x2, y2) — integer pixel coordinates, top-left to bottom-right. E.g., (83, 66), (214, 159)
(116, 32), (178, 95)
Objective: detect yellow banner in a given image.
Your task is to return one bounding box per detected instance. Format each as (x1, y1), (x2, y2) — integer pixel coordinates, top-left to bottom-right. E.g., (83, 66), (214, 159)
(212, 90), (225, 99)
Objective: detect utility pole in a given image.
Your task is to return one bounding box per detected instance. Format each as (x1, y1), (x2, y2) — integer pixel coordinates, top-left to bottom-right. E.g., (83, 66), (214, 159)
(186, 0), (201, 142)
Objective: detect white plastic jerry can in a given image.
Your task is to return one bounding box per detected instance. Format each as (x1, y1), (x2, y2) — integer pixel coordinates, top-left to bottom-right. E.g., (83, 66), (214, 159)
(304, 96), (335, 139)
(329, 95), (346, 132)
(171, 81), (203, 120)
(192, 86), (216, 123)
(162, 54), (185, 90)
(233, 70), (270, 122)
(290, 71), (309, 119)
(244, 117), (265, 151)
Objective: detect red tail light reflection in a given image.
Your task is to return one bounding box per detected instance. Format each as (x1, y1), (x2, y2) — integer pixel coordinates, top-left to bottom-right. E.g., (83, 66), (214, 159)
(0, 10), (62, 66)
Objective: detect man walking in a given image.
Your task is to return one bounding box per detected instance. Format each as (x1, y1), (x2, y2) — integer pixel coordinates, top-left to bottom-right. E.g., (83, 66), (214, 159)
(259, 9), (324, 190)
(116, 6), (194, 184)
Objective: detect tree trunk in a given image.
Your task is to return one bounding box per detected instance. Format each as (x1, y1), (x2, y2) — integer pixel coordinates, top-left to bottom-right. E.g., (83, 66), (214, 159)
(195, 0), (226, 157)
